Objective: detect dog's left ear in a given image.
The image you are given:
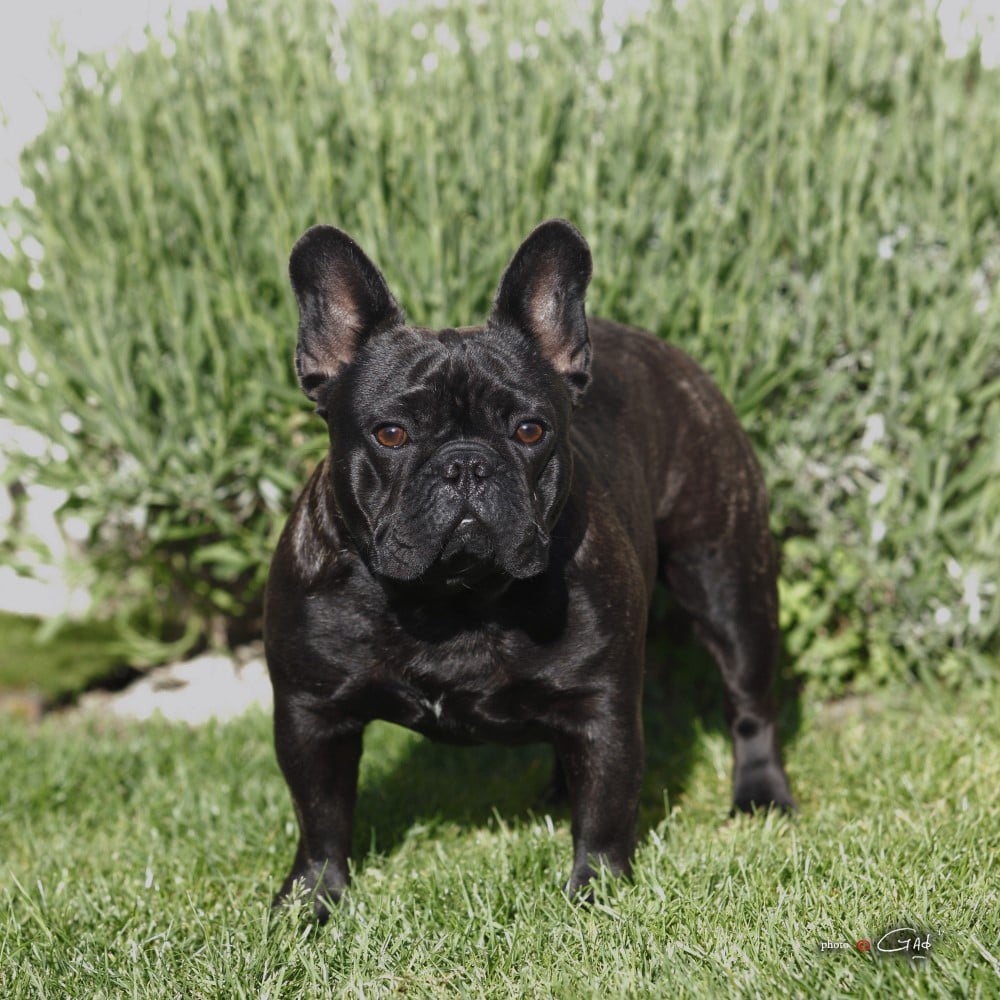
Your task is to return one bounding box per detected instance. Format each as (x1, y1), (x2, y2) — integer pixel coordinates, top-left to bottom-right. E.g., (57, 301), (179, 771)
(489, 219), (593, 404)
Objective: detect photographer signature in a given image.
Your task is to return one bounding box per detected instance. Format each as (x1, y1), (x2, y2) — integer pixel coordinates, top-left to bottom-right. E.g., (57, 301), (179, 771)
(855, 928), (933, 960)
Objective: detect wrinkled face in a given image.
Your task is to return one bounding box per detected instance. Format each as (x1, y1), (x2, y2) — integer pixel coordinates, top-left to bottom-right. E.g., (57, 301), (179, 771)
(323, 327), (573, 588)
(289, 219), (593, 594)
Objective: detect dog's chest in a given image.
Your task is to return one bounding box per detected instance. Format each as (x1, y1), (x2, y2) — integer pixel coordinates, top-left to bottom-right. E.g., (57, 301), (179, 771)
(370, 629), (560, 744)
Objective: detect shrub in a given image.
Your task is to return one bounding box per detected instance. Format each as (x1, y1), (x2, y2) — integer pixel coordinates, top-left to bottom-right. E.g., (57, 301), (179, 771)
(1, 0), (997, 683)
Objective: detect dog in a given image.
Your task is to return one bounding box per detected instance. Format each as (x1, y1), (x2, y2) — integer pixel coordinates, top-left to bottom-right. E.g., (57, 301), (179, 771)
(264, 219), (794, 920)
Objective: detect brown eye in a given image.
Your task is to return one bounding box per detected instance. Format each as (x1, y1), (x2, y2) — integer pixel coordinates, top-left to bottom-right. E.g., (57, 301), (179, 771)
(374, 424), (409, 448)
(514, 421), (545, 445)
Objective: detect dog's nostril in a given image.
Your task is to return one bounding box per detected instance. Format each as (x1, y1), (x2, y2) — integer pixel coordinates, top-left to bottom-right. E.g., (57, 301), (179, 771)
(441, 454), (493, 482)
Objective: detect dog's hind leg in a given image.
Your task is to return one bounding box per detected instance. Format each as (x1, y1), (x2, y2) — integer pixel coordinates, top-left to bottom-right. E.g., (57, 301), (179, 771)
(659, 537), (795, 814)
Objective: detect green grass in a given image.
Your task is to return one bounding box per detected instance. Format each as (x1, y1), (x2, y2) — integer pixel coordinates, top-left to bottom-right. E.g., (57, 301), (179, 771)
(0, 612), (128, 703)
(1, 1), (997, 987)
(2, 677), (997, 997)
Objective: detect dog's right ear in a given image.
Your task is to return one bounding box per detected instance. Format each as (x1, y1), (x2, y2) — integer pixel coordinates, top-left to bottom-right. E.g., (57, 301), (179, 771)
(289, 226), (405, 403)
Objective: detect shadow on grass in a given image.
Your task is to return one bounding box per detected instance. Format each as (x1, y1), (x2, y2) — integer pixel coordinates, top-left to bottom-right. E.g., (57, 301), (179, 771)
(351, 590), (804, 862)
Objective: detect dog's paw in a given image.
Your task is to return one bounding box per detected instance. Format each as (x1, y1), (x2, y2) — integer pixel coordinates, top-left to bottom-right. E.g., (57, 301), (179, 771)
(564, 850), (631, 903)
(732, 762), (796, 816)
(273, 867), (347, 923)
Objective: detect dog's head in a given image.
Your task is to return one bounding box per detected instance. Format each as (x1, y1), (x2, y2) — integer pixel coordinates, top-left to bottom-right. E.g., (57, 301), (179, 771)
(288, 219), (592, 592)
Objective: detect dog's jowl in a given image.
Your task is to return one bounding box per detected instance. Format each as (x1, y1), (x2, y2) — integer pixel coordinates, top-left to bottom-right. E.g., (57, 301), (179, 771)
(264, 219), (794, 919)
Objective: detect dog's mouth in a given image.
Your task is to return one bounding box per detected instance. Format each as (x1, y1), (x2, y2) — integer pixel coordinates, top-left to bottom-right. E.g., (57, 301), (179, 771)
(368, 504), (550, 589)
(439, 512), (551, 585)
(435, 514), (498, 583)
(441, 512), (490, 554)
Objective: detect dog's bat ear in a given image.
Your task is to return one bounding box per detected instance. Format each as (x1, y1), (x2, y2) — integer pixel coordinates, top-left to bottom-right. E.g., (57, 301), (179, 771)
(288, 226), (405, 402)
(489, 219), (593, 405)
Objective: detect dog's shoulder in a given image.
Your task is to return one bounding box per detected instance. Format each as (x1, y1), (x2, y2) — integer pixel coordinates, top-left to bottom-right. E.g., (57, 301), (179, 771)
(269, 456), (355, 592)
(587, 317), (704, 381)
(586, 317), (737, 429)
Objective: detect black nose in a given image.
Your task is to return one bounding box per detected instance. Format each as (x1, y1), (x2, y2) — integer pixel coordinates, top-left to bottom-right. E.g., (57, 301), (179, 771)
(435, 444), (497, 493)
(443, 456), (492, 482)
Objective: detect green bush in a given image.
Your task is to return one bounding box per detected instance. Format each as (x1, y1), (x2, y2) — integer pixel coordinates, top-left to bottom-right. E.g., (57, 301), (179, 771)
(1, 0), (997, 682)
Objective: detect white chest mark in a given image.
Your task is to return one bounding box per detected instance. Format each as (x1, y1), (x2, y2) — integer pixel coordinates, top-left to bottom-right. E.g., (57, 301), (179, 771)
(420, 695), (445, 720)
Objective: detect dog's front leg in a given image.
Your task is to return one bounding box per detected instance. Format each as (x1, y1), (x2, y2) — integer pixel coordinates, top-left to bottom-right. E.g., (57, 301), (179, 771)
(557, 710), (644, 898)
(272, 695), (363, 922)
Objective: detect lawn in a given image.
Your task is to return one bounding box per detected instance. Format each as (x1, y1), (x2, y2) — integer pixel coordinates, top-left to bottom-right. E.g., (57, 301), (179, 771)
(0, 613), (131, 706)
(2, 672), (997, 997)
(1, 0), (997, 994)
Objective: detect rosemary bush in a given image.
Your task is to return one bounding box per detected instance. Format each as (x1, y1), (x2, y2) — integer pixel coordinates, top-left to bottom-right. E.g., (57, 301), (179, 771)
(1, 0), (996, 682)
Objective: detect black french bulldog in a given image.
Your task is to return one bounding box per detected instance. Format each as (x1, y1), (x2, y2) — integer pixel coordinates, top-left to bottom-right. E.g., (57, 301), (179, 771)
(264, 219), (794, 920)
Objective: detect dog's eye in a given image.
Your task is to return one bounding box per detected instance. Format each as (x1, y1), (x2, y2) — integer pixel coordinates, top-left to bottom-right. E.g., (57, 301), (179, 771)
(374, 424), (409, 448)
(514, 421), (545, 445)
